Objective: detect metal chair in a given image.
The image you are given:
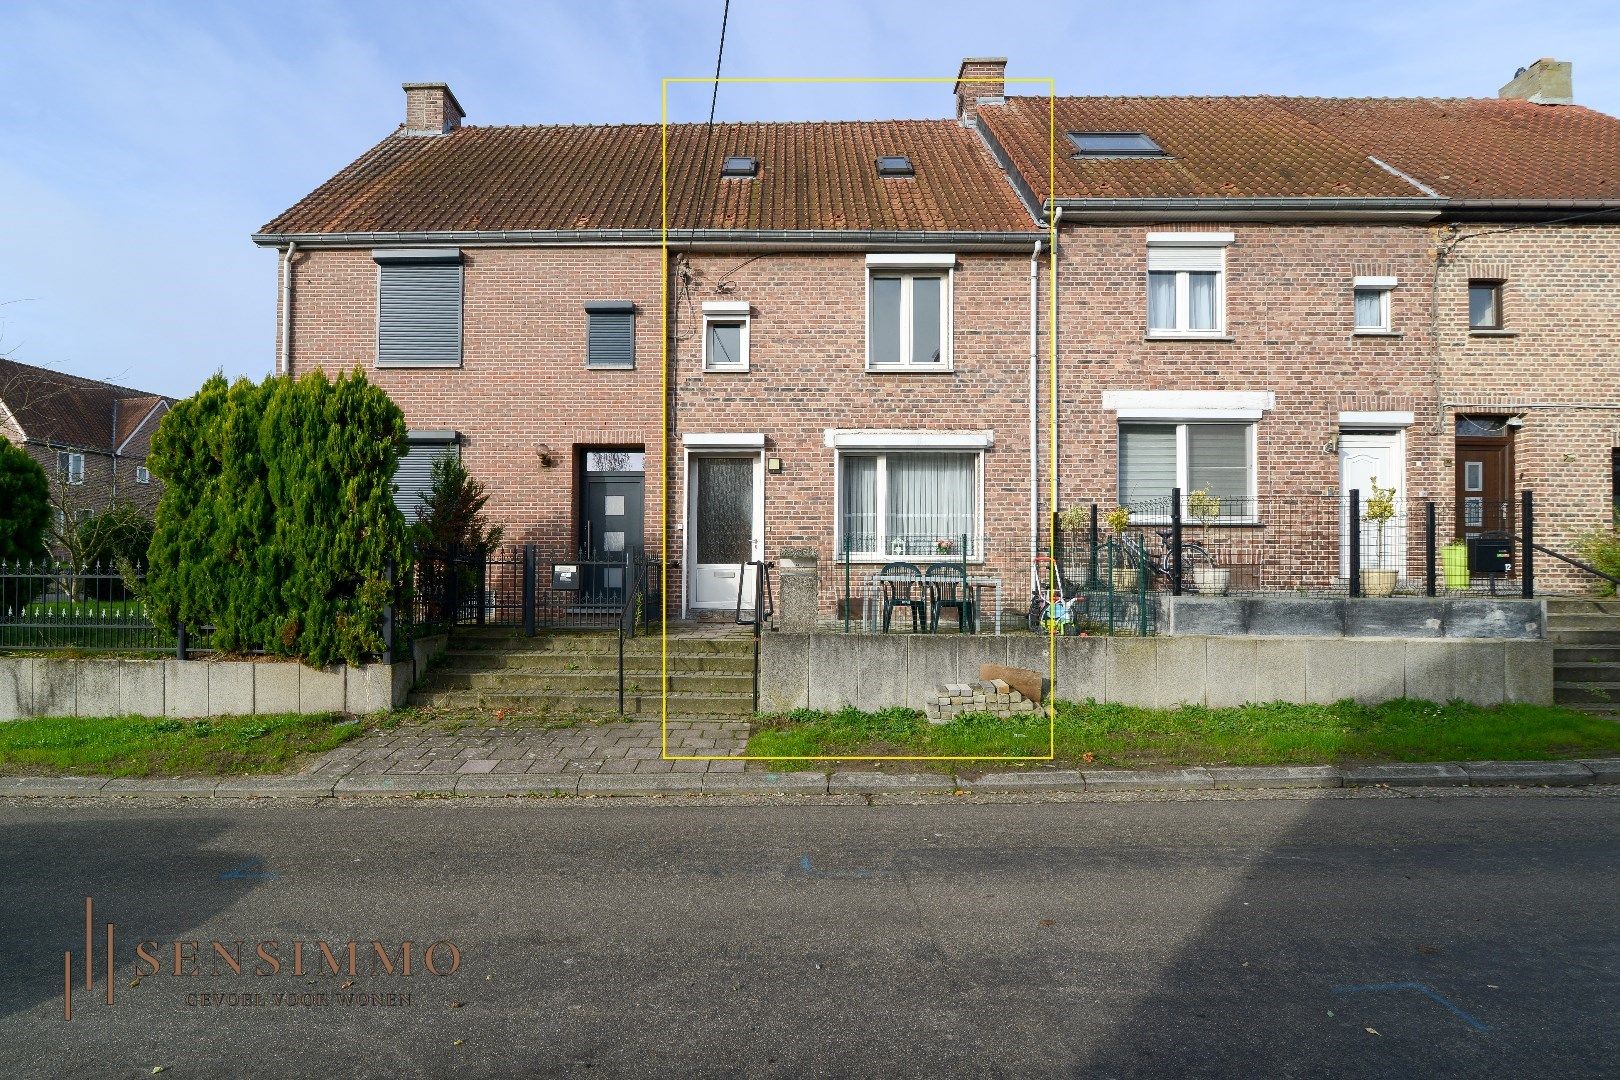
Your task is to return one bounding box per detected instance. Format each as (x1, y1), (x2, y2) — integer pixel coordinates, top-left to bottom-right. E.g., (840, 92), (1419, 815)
(925, 562), (976, 633)
(879, 562), (927, 633)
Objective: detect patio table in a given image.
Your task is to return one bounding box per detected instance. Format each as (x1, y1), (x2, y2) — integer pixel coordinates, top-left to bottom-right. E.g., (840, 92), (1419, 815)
(859, 573), (1002, 634)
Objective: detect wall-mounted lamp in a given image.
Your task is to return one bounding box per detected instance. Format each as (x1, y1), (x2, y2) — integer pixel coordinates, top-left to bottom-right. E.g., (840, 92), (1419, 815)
(536, 444), (556, 468)
(1506, 416), (1525, 428)
(1323, 435), (1339, 454)
(766, 456), (782, 474)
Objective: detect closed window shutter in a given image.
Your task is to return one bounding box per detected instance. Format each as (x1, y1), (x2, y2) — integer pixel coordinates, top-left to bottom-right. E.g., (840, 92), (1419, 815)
(586, 303), (635, 368)
(1187, 424), (1251, 506)
(393, 434), (460, 520)
(1146, 245), (1223, 272)
(375, 250), (463, 366)
(1119, 424), (1176, 510)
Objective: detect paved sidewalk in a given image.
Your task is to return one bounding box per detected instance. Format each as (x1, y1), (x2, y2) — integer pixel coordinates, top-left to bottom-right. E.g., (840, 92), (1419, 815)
(304, 718), (750, 780)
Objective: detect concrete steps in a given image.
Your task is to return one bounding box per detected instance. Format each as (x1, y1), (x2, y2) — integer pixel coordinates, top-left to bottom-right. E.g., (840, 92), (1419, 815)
(1547, 600), (1620, 717)
(410, 629), (756, 718)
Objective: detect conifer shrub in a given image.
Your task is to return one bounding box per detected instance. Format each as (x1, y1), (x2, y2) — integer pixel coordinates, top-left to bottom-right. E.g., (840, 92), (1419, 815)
(144, 371), (408, 665)
(0, 436), (50, 564)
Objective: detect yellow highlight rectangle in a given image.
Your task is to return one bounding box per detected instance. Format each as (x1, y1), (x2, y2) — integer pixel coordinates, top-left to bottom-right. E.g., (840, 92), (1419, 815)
(660, 74), (1058, 763)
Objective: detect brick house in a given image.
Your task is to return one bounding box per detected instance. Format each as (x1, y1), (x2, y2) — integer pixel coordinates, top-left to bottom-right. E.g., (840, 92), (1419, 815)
(257, 58), (1620, 614)
(0, 357), (171, 546)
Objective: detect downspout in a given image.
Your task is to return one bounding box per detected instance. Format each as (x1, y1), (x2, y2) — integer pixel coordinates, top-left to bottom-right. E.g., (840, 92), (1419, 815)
(278, 242), (297, 377)
(1049, 204), (1063, 537)
(1028, 235), (1043, 585)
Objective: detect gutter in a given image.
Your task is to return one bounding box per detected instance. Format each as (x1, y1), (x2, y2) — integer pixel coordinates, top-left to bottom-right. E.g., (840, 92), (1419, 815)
(251, 229), (1043, 251)
(1048, 197), (1444, 222)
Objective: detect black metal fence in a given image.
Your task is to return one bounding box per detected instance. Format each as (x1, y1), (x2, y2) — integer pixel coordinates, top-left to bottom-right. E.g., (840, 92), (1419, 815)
(0, 561), (180, 653)
(1056, 489), (1549, 599)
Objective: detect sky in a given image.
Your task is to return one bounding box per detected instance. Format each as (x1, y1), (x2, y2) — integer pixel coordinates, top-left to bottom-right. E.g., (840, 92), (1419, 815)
(3, 0), (1618, 399)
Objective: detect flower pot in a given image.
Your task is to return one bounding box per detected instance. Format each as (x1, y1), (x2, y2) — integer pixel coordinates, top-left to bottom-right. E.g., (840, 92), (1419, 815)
(1442, 542), (1470, 590)
(1191, 566), (1231, 595)
(1362, 568), (1399, 597)
(1110, 568), (1138, 593)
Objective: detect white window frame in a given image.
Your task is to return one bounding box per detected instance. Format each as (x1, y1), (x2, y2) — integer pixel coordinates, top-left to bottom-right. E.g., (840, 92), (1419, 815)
(832, 447), (985, 563)
(1116, 422), (1258, 525)
(700, 301), (751, 373)
(1145, 233), (1231, 339)
(58, 451), (85, 486)
(864, 254), (955, 372)
(135, 465), (151, 484)
(1352, 275), (1397, 334)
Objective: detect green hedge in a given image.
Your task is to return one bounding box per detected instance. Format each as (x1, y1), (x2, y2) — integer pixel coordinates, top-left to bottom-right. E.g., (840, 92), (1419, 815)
(144, 370), (408, 666)
(0, 435), (50, 564)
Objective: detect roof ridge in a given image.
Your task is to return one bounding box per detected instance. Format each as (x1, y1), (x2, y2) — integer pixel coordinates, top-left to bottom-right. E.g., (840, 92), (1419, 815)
(445, 117), (964, 133)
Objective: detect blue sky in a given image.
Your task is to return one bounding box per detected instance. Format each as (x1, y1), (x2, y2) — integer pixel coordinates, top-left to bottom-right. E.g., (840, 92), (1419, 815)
(3, 0), (1617, 398)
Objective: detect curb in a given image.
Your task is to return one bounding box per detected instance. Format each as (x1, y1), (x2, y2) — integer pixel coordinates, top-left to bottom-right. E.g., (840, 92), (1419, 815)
(0, 759), (1613, 800)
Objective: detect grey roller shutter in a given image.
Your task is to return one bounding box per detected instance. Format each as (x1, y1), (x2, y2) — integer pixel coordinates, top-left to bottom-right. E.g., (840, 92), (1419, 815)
(586, 301), (635, 369)
(393, 431), (460, 520)
(375, 250), (463, 367)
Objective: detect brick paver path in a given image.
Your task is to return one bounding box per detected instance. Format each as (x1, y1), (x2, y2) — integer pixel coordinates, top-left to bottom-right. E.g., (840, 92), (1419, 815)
(303, 719), (751, 778)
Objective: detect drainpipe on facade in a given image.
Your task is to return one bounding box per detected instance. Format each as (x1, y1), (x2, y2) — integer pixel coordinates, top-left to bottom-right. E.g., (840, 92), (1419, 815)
(1049, 205), (1063, 537)
(278, 242), (297, 377)
(1029, 236), (1043, 586)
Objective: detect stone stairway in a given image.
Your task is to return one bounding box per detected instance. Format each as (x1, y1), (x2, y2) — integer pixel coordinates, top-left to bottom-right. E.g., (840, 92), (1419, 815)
(408, 628), (755, 718)
(1548, 598), (1620, 717)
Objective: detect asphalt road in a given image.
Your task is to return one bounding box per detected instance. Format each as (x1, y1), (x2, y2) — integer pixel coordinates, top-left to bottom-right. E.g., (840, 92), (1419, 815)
(2, 790), (1617, 1078)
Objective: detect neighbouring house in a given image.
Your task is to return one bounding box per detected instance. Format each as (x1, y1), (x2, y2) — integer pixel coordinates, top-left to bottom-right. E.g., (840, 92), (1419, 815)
(256, 57), (1620, 616)
(0, 357), (172, 551)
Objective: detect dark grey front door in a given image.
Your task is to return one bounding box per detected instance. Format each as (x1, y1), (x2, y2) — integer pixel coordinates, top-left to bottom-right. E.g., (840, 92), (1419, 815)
(581, 459), (644, 603)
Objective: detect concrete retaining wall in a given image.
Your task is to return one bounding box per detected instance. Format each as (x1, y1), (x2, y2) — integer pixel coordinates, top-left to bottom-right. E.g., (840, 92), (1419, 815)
(1163, 597), (1543, 639)
(0, 635), (447, 721)
(758, 633), (1554, 713)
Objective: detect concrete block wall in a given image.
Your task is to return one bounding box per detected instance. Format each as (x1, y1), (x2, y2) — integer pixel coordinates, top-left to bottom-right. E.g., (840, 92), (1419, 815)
(0, 636), (446, 721)
(1165, 597), (1544, 639)
(758, 633), (1554, 714)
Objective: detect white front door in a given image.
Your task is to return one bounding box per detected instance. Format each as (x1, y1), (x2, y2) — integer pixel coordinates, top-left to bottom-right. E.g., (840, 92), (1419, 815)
(1339, 432), (1405, 578)
(689, 454), (762, 610)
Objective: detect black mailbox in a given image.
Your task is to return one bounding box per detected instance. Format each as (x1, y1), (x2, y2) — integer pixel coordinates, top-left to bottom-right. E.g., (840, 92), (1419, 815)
(1468, 535), (1514, 576)
(552, 564), (579, 592)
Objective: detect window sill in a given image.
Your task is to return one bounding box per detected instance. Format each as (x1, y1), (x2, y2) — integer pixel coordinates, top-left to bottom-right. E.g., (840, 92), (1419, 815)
(702, 366), (750, 375)
(1468, 329), (1519, 338)
(376, 360), (463, 369)
(838, 556), (988, 567)
(1352, 329), (1403, 337)
(865, 364), (956, 374)
(586, 364), (637, 371)
(1143, 333), (1235, 343)
(1129, 518), (1261, 528)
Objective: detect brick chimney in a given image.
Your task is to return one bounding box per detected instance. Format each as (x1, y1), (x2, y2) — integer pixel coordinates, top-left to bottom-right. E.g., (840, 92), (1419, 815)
(954, 57), (1007, 123)
(1499, 58), (1573, 105)
(403, 82), (465, 135)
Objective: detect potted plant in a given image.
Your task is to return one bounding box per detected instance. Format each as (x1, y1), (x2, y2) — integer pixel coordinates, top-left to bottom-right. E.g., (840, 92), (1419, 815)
(935, 537), (956, 555)
(1186, 488), (1231, 595)
(1104, 506), (1138, 592)
(1361, 478), (1399, 597)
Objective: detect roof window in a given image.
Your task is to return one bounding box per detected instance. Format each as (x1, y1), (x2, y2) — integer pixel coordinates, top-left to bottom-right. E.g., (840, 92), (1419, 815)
(876, 155), (914, 178)
(721, 155), (758, 178)
(1068, 132), (1166, 157)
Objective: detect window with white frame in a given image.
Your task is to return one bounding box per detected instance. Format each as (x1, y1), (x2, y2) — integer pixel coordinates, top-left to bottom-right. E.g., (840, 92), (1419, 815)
(1146, 234), (1230, 337)
(1353, 275), (1395, 332)
(701, 301), (750, 372)
(866, 255), (953, 369)
(1118, 422), (1255, 520)
(836, 451), (980, 558)
(135, 465), (151, 484)
(57, 451), (85, 485)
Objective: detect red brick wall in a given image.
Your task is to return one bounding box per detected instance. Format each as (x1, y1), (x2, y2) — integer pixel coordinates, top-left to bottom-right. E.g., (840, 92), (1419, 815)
(1436, 223), (1620, 590)
(285, 246), (666, 549)
(1047, 222), (1447, 588)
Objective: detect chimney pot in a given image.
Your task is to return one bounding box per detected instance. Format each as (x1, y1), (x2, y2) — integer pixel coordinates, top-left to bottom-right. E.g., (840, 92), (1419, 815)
(1499, 58), (1572, 105)
(954, 57), (1007, 124)
(403, 82), (465, 135)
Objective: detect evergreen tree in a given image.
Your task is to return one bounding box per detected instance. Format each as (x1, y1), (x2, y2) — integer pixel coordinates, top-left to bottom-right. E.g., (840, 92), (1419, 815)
(0, 435), (50, 563)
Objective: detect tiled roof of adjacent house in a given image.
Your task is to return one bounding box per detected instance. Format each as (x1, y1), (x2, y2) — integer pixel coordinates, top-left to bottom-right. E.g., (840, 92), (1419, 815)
(0, 358), (173, 455)
(981, 95), (1620, 203)
(259, 120), (1036, 236)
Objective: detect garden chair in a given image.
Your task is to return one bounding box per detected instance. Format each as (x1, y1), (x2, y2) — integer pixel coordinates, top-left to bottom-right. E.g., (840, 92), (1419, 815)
(879, 562), (927, 633)
(925, 562), (976, 634)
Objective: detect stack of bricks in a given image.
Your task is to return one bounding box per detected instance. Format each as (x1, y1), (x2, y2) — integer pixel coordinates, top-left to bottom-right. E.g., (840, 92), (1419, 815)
(924, 679), (1036, 724)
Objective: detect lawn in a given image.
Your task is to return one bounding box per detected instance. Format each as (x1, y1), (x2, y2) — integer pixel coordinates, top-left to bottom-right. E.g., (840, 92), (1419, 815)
(744, 699), (1620, 772)
(0, 712), (362, 776)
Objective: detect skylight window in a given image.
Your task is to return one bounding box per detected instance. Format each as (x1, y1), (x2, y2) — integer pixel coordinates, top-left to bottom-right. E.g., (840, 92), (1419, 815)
(721, 155), (758, 178)
(1069, 132), (1165, 157)
(876, 155), (914, 178)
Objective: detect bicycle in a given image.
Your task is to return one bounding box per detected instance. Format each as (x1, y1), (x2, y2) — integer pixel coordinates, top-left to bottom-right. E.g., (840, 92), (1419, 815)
(1027, 554), (1084, 633)
(1117, 529), (1219, 591)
